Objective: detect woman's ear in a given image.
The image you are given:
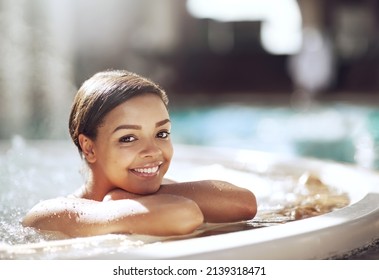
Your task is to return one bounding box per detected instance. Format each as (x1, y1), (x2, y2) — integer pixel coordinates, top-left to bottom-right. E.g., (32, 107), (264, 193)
(78, 134), (96, 163)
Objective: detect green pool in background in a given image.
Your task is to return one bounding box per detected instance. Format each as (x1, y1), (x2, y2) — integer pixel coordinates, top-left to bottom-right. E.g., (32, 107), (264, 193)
(170, 102), (379, 169)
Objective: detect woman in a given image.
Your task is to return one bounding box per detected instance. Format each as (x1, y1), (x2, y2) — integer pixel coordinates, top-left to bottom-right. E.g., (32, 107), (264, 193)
(22, 70), (257, 237)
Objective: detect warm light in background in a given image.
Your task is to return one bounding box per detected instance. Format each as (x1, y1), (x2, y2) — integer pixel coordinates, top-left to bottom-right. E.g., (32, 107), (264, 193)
(186, 0), (302, 55)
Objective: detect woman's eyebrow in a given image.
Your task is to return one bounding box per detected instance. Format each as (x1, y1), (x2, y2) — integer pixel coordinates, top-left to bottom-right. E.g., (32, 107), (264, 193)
(112, 119), (170, 133)
(156, 119), (171, 127)
(113, 124), (141, 133)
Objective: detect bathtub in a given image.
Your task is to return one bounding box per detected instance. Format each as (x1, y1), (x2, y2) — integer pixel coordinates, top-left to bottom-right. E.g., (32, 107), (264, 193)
(1, 138), (379, 259)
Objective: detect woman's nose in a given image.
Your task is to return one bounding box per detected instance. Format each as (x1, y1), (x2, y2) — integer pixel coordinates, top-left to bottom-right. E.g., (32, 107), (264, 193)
(139, 141), (162, 158)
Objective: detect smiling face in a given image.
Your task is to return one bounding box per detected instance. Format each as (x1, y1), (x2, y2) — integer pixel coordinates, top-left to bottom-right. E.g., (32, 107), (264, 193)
(83, 93), (173, 197)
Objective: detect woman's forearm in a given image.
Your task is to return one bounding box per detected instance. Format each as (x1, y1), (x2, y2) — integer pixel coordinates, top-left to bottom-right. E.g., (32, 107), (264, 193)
(159, 180), (257, 223)
(22, 195), (204, 237)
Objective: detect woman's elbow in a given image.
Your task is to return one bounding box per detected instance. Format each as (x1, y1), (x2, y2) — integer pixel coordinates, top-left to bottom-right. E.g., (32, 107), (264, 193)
(240, 191), (257, 220)
(166, 201), (204, 235)
(21, 212), (36, 228)
(229, 190), (257, 222)
(22, 203), (49, 229)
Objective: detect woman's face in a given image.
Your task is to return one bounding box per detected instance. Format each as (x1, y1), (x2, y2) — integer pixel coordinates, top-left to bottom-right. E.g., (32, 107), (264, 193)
(90, 93), (173, 195)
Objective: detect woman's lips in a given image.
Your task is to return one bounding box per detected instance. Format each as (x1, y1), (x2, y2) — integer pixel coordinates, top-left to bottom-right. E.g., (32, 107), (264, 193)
(130, 162), (162, 177)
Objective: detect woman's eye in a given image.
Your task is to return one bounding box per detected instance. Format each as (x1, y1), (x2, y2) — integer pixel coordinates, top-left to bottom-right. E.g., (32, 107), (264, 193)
(157, 131), (170, 139)
(119, 135), (136, 143)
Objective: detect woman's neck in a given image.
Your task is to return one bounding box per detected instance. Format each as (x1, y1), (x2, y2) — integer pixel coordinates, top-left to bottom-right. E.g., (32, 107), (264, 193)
(77, 170), (110, 201)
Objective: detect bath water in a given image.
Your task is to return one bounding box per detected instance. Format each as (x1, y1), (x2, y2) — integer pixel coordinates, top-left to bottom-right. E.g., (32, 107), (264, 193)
(0, 136), (349, 250)
(2, 102), (373, 259)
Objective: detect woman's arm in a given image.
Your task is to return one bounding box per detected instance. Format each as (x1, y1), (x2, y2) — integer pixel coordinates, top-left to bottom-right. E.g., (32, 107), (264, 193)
(22, 194), (204, 237)
(160, 180), (257, 223)
(106, 180), (257, 223)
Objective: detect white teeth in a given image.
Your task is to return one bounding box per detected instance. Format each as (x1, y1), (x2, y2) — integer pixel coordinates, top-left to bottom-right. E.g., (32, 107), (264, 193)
(134, 166), (159, 174)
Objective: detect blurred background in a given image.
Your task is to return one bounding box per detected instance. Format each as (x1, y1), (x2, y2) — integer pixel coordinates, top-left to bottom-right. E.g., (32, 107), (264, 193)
(1, 0), (379, 168)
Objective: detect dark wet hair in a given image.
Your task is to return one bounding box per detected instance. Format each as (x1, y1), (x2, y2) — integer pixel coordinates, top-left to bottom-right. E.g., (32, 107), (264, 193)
(69, 69), (169, 155)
